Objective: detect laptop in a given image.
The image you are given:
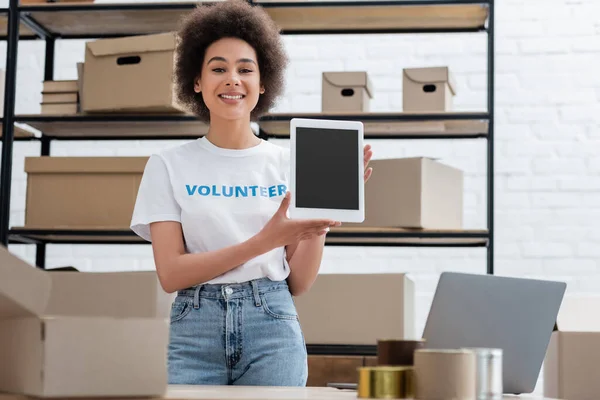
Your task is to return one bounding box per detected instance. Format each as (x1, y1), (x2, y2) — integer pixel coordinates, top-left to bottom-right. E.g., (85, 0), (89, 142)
(422, 272), (566, 395)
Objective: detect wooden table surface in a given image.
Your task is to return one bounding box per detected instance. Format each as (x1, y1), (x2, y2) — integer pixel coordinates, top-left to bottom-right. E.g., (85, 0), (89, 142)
(166, 386), (561, 400)
(0, 386), (562, 400)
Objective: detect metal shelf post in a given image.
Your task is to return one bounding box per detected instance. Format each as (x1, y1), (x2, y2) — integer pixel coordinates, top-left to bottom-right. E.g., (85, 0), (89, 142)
(0, 0), (21, 246)
(486, 0), (494, 274)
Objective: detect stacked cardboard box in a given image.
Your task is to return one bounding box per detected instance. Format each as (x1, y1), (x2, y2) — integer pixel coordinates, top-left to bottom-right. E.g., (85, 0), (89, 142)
(34, 32), (185, 116)
(40, 80), (79, 115)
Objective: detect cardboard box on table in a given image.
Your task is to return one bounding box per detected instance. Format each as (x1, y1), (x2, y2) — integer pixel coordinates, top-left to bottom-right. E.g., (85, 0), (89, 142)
(294, 273), (415, 345)
(544, 297), (600, 400)
(295, 273), (415, 386)
(0, 246), (170, 397)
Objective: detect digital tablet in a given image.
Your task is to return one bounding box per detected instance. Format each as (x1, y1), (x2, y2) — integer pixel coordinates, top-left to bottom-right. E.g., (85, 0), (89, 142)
(289, 118), (365, 223)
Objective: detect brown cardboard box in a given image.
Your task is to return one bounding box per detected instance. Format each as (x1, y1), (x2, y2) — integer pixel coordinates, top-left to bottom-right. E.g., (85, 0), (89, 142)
(41, 80), (78, 94)
(348, 157), (463, 229)
(544, 297), (600, 400)
(403, 66), (456, 112)
(322, 71), (373, 112)
(24, 156), (148, 228)
(82, 32), (183, 113)
(40, 103), (79, 115)
(39, 79), (79, 115)
(0, 246), (169, 397)
(294, 273), (415, 345)
(45, 270), (172, 319)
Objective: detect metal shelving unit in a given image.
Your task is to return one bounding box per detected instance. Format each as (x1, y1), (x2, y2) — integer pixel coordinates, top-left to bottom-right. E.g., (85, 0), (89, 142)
(0, 0), (494, 281)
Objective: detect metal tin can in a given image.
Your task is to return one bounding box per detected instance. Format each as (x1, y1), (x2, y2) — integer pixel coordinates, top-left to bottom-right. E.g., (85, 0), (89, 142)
(357, 366), (414, 399)
(462, 348), (503, 400)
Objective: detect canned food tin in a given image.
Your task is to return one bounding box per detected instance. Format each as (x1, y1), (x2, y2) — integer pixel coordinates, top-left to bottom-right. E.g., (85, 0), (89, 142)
(357, 366), (414, 399)
(462, 348), (503, 400)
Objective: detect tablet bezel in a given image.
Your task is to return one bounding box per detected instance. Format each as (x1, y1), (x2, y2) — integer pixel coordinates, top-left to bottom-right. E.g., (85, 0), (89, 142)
(289, 117), (365, 223)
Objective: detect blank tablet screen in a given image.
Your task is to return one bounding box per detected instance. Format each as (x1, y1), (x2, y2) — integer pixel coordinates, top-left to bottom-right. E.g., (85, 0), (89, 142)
(295, 127), (359, 210)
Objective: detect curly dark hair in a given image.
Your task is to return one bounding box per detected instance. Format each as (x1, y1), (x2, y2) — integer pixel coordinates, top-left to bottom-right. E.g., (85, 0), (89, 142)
(174, 0), (288, 122)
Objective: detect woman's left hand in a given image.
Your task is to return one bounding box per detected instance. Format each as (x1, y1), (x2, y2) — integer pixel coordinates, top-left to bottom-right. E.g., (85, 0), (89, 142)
(364, 144), (373, 183)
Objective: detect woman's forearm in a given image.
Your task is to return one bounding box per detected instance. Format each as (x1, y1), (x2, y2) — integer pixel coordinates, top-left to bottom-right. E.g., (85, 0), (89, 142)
(151, 222), (273, 293)
(286, 234), (327, 296)
(164, 236), (269, 293)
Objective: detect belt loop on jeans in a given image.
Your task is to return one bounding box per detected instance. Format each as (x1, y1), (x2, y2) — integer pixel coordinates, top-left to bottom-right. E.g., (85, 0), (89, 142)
(193, 285), (202, 309)
(251, 280), (261, 307)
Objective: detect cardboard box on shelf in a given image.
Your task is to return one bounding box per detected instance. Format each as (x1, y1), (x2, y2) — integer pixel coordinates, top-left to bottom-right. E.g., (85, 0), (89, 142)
(82, 32), (184, 113)
(322, 71), (373, 112)
(40, 80), (79, 115)
(403, 66), (456, 112)
(0, 246), (169, 397)
(347, 157), (463, 229)
(544, 297), (600, 400)
(294, 273), (415, 345)
(40, 103), (79, 115)
(41, 93), (78, 104)
(23, 156), (148, 228)
(41, 80), (78, 94)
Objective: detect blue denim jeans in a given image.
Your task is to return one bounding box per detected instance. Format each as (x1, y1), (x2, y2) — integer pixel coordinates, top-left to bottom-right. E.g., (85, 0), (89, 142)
(168, 277), (308, 386)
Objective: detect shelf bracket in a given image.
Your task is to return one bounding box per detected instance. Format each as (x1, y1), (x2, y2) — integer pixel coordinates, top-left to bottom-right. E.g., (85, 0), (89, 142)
(20, 13), (54, 40)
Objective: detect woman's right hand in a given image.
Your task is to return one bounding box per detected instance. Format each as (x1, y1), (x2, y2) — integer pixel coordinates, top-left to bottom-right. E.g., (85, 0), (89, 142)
(257, 192), (340, 250)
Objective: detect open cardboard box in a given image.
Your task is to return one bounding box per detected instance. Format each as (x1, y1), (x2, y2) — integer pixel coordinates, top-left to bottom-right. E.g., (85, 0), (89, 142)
(0, 246), (170, 397)
(544, 296), (600, 400)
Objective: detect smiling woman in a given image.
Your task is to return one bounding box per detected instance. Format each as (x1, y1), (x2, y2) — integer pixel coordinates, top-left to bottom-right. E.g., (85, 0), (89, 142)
(129, 0), (373, 389)
(194, 38), (265, 124)
(174, 0), (288, 123)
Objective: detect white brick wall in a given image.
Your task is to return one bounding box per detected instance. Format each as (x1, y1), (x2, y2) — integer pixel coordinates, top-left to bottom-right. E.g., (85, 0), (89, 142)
(1, 0), (599, 393)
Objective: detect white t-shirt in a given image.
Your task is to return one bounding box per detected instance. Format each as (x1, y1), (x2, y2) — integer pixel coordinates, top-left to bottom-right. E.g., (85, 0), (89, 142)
(130, 136), (291, 285)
